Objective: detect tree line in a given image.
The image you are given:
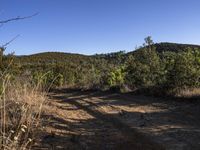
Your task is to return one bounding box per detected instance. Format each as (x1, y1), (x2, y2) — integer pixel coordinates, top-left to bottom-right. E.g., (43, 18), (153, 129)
(1, 37), (200, 97)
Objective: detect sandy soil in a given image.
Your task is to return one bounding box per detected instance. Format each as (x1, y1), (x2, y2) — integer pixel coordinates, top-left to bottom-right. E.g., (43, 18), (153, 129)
(34, 89), (200, 150)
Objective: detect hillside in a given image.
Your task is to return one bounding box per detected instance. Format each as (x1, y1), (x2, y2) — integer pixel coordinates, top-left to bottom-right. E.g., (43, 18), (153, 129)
(154, 42), (200, 53)
(128, 42), (200, 55)
(2, 42), (200, 150)
(16, 52), (91, 64)
(10, 41), (199, 93)
(16, 43), (200, 64)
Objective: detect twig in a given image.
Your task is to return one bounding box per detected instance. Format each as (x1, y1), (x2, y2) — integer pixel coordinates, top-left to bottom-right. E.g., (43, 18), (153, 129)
(1, 35), (20, 48)
(0, 13), (38, 25)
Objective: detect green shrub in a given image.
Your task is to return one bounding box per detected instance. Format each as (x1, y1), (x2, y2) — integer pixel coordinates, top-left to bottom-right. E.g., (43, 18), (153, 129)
(32, 71), (64, 89)
(166, 48), (200, 89)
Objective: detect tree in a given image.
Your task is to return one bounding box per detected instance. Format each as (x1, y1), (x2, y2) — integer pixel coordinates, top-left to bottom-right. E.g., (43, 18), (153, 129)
(166, 48), (200, 89)
(107, 66), (125, 88)
(125, 37), (162, 88)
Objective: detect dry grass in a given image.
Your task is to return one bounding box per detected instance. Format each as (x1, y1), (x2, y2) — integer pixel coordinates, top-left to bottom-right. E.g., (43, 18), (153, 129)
(0, 75), (46, 150)
(176, 88), (200, 98)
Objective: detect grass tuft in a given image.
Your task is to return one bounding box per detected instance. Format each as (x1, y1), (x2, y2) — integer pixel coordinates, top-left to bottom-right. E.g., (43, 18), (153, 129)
(0, 75), (46, 150)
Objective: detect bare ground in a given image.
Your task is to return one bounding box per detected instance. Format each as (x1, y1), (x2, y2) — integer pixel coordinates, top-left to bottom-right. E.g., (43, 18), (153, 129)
(34, 89), (200, 150)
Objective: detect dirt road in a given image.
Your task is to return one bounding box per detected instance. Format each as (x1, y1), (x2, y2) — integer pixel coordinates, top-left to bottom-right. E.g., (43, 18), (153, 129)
(36, 89), (200, 150)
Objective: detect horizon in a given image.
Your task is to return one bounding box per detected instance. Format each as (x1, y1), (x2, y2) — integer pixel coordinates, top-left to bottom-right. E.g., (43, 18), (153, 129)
(14, 41), (200, 56)
(1, 0), (200, 55)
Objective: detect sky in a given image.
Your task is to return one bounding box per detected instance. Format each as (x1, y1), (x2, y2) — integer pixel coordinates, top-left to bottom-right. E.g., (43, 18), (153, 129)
(1, 0), (200, 55)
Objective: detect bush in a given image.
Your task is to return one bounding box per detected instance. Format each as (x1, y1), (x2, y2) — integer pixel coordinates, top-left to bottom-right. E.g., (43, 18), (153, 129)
(32, 71), (64, 90)
(107, 66), (125, 88)
(165, 48), (200, 89)
(125, 37), (163, 88)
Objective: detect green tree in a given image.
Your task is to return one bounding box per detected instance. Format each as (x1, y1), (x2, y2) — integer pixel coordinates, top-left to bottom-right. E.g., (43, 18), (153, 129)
(125, 37), (162, 88)
(107, 66), (125, 88)
(166, 48), (200, 89)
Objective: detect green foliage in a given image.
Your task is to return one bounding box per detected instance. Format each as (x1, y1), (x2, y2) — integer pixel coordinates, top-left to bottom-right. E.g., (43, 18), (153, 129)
(107, 66), (125, 88)
(125, 37), (163, 88)
(125, 37), (200, 95)
(165, 48), (200, 89)
(3, 37), (199, 96)
(154, 42), (200, 53)
(32, 71), (64, 89)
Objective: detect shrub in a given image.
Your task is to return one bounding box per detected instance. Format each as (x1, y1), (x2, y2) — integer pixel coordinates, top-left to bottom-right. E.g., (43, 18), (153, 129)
(32, 71), (64, 90)
(165, 48), (200, 89)
(125, 37), (163, 88)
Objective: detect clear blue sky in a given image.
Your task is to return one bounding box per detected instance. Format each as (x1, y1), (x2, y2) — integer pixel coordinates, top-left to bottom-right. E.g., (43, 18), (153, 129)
(1, 0), (200, 55)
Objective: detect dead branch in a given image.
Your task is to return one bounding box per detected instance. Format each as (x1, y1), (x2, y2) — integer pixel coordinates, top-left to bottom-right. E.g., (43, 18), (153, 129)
(1, 35), (20, 49)
(0, 13), (38, 25)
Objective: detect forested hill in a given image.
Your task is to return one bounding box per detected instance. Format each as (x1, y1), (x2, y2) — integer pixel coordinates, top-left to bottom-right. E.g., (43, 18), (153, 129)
(16, 52), (91, 64)
(154, 42), (200, 53)
(9, 40), (199, 95)
(15, 42), (200, 64)
(128, 42), (200, 54)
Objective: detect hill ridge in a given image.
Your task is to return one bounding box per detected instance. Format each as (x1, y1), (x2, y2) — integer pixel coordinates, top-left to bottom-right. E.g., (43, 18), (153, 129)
(16, 42), (200, 57)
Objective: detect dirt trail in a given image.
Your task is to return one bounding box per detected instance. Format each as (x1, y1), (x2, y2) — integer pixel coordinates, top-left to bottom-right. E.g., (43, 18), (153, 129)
(35, 89), (200, 150)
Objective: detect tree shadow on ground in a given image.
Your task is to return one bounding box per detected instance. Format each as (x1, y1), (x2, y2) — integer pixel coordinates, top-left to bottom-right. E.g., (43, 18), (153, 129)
(39, 88), (200, 150)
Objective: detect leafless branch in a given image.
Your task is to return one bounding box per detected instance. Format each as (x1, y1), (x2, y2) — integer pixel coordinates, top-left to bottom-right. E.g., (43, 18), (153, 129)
(1, 35), (20, 49)
(0, 13), (38, 25)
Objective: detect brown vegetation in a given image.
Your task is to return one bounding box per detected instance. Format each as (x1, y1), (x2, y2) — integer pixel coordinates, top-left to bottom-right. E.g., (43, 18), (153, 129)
(0, 78), (46, 149)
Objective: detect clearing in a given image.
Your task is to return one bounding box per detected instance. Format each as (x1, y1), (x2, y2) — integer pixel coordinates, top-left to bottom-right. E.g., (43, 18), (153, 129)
(35, 89), (200, 150)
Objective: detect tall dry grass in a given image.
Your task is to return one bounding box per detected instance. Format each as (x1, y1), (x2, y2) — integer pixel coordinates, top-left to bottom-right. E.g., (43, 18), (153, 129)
(0, 74), (46, 150)
(175, 88), (200, 98)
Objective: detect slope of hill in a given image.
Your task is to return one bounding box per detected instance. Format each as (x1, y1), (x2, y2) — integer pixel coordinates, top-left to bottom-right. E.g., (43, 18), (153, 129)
(9, 41), (199, 97)
(16, 42), (200, 64)
(16, 52), (91, 64)
(154, 42), (200, 53)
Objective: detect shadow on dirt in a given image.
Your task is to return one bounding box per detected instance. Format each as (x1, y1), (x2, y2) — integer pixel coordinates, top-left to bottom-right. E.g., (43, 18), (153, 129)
(40, 88), (200, 150)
